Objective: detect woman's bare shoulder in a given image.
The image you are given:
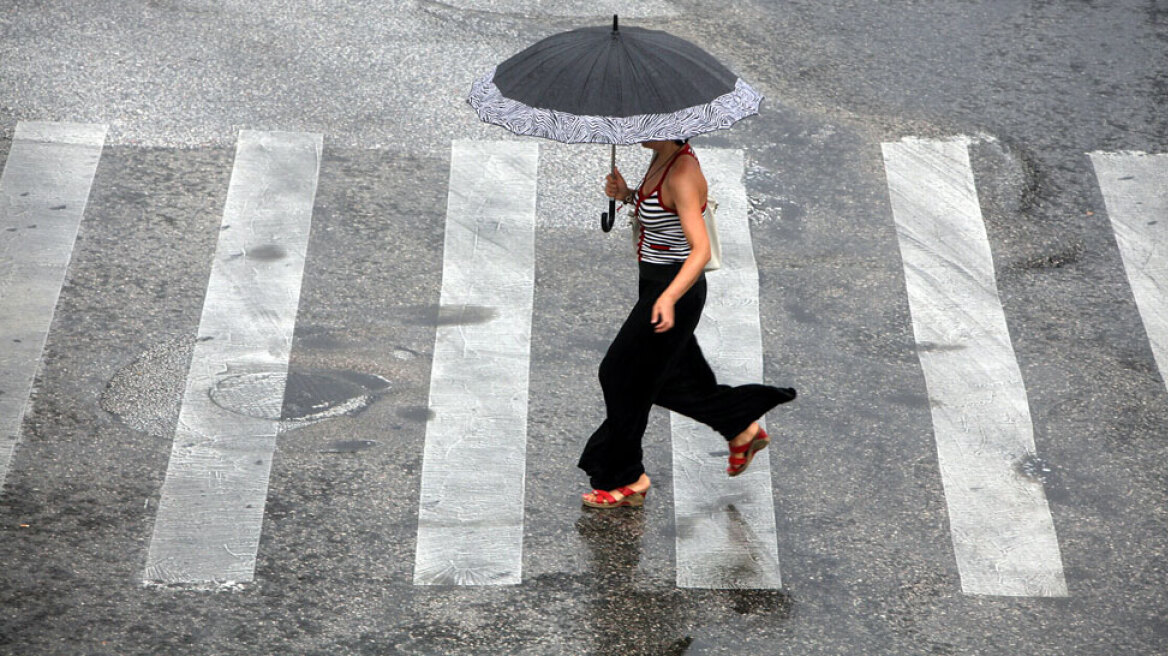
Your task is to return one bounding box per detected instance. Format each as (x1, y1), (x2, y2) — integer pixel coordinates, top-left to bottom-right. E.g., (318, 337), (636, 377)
(662, 154), (708, 207)
(668, 154), (706, 185)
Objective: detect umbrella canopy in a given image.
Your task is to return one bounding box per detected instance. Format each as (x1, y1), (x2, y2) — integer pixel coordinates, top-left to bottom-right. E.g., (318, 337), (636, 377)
(468, 17), (762, 145)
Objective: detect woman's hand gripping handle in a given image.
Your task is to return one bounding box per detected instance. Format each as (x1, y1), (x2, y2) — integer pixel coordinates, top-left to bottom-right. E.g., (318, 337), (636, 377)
(601, 158), (630, 232)
(605, 167), (630, 203)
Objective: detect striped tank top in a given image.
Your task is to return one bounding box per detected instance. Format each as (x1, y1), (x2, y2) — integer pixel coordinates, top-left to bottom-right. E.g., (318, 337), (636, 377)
(635, 144), (706, 264)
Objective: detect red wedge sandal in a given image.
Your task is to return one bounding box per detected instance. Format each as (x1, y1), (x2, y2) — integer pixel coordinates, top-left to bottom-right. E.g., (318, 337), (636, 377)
(727, 427), (770, 477)
(582, 486), (648, 509)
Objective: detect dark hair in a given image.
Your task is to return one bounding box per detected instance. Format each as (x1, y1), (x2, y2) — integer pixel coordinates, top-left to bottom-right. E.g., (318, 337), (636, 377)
(673, 139), (689, 146)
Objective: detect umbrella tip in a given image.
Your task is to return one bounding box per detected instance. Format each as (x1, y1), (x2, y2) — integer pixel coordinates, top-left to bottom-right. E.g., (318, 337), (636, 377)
(612, 14), (618, 33)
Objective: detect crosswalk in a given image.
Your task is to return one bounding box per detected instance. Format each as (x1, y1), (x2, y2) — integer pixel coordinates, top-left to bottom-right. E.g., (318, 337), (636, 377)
(145, 130), (322, 584)
(413, 140), (538, 586)
(884, 138), (1066, 597)
(1089, 153), (1168, 387)
(0, 121), (1165, 596)
(671, 149), (782, 590)
(0, 122), (107, 487)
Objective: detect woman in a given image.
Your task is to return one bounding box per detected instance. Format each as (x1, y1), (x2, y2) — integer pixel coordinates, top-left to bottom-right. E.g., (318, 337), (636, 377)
(579, 139), (797, 509)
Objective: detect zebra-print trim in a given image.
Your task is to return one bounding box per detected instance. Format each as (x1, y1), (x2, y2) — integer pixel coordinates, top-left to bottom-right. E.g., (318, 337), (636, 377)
(468, 67), (763, 145)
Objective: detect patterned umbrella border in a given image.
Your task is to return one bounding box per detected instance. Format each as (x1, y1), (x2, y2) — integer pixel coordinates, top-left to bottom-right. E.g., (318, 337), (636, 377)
(467, 67), (764, 145)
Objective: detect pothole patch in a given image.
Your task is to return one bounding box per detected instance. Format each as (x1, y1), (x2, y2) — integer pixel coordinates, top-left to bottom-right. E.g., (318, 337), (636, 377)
(101, 335), (392, 436)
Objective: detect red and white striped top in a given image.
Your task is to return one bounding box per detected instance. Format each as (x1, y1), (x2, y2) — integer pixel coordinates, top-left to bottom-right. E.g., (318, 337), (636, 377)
(635, 144), (706, 264)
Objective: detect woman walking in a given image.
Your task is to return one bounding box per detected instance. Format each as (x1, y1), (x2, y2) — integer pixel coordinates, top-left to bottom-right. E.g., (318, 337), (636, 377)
(579, 139), (797, 508)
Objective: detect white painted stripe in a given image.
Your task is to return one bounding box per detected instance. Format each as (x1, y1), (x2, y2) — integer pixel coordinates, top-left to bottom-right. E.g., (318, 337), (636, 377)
(1090, 152), (1168, 389)
(0, 121), (107, 489)
(883, 137), (1067, 597)
(670, 148), (782, 589)
(413, 140), (538, 586)
(144, 131), (321, 585)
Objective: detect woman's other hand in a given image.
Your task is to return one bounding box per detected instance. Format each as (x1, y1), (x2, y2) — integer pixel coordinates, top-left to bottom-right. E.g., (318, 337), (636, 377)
(605, 167), (629, 200)
(651, 295), (676, 333)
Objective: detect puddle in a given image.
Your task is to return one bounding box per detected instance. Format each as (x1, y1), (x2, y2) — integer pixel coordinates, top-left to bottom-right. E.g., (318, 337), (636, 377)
(246, 244), (287, 261)
(396, 406), (436, 422)
(1015, 453), (1054, 484)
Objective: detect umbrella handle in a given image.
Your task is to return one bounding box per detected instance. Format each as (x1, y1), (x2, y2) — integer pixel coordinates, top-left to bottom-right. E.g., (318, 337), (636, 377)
(601, 199), (615, 232)
(601, 143), (617, 232)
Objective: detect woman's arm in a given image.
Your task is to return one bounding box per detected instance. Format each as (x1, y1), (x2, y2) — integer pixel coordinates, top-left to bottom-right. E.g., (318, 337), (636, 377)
(651, 157), (710, 333)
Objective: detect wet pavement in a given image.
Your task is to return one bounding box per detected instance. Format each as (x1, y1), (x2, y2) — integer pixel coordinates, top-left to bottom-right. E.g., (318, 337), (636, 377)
(1, 1), (1167, 654)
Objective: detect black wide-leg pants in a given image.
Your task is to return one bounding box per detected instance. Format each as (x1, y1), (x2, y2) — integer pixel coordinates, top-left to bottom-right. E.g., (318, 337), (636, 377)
(577, 263), (797, 491)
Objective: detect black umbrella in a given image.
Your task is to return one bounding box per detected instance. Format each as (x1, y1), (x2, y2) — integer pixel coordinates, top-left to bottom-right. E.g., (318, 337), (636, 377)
(468, 15), (762, 231)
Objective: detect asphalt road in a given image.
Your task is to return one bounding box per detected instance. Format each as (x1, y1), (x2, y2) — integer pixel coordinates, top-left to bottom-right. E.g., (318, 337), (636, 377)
(1, 1), (1166, 654)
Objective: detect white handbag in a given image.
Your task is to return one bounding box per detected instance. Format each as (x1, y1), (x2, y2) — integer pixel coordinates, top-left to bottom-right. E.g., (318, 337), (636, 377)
(702, 199), (722, 272)
(629, 197), (722, 272)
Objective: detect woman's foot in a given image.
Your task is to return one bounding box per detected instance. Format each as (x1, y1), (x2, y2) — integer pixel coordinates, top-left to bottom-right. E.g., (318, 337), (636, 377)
(727, 422), (770, 477)
(582, 473), (651, 508)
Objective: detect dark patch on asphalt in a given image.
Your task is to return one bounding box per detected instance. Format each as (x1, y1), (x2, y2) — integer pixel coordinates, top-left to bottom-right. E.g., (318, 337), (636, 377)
(916, 341), (966, 353)
(785, 300), (819, 324)
(721, 588), (794, 617)
(396, 406), (435, 422)
(1003, 139), (1052, 218)
(1015, 453), (1053, 484)
(437, 304), (498, 326)
(246, 244), (287, 261)
(278, 369), (391, 421)
(320, 439), (380, 453)
(1118, 356), (1160, 377)
(1010, 242), (1085, 271)
(776, 198), (805, 221)
(329, 369), (393, 391)
(885, 392), (932, 408)
(568, 336), (612, 353)
(399, 304), (499, 326)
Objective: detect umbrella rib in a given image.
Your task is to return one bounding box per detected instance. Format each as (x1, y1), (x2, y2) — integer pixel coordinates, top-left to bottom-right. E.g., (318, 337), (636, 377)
(625, 38), (689, 114)
(638, 35), (736, 104)
(498, 34), (593, 106)
(574, 43), (613, 115)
